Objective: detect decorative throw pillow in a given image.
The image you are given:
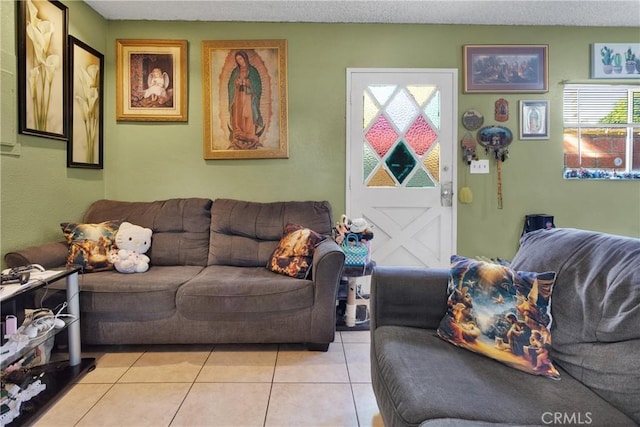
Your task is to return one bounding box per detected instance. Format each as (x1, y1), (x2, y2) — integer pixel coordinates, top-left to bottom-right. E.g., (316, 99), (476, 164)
(268, 223), (326, 279)
(61, 220), (122, 272)
(437, 255), (560, 379)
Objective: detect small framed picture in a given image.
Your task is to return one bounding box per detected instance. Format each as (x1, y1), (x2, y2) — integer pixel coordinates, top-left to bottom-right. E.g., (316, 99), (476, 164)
(116, 39), (188, 121)
(519, 100), (549, 140)
(68, 36), (104, 169)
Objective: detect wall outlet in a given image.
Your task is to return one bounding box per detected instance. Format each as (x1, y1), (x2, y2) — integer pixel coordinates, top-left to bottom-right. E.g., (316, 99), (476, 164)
(470, 159), (490, 174)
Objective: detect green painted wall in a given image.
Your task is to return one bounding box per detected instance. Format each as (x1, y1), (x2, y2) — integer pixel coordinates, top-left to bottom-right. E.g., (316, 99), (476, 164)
(2, 5), (639, 265)
(1, 0), (107, 259)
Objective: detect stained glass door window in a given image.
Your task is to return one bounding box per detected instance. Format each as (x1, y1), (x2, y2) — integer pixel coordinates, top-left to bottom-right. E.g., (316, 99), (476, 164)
(363, 84), (441, 188)
(347, 68), (457, 268)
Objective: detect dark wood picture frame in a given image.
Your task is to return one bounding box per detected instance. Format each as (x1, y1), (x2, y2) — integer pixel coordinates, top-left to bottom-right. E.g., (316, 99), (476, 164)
(17, 0), (69, 140)
(68, 36), (104, 169)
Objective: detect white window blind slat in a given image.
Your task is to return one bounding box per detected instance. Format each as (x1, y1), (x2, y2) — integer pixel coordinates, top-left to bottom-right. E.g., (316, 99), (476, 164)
(563, 84), (638, 125)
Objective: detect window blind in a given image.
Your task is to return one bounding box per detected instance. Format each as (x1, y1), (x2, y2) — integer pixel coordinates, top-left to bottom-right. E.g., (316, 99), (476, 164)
(563, 84), (639, 125)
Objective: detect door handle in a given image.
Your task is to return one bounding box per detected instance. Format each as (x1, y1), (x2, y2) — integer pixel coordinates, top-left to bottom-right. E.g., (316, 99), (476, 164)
(440, 182), (453, 207)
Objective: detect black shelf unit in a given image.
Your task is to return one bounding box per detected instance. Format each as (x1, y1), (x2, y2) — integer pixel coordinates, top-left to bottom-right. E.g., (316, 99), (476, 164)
(335, 262), (375, 331)
(3, 358), (96, 426)
(1, 267), (95, 426)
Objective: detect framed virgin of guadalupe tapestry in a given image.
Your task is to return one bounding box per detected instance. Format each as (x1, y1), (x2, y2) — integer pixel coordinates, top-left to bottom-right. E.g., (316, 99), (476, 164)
(201, 39), (288, 159)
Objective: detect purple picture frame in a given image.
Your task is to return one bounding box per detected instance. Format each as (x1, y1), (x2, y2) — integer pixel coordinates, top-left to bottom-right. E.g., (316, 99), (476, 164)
(463, 45), (549, 93)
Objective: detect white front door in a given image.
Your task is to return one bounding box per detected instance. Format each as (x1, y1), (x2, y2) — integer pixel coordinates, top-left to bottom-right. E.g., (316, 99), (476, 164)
(346, 68), (457, 268)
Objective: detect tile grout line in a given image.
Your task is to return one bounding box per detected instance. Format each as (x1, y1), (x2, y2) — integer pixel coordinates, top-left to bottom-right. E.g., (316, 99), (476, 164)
(341, 332), (364, 427)
(42, 336), (375, 426)
(73, 347), (148, 426)
(263, 343), (281, 427)
(167, 345), (215, 426)
(71, 382), (117, 427)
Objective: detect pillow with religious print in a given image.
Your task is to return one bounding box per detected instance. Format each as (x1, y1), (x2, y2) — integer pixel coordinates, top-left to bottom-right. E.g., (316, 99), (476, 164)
(61, 220), (122, 273)
(268, 223), (326, 279)
(437, 255), (560, 379)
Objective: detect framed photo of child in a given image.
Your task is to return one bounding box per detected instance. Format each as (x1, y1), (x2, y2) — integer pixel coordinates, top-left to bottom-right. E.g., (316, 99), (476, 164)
(116, 39), (188, 121)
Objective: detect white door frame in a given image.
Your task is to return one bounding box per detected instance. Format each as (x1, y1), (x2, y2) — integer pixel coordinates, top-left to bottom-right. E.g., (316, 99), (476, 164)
(346, 68), (458, 267)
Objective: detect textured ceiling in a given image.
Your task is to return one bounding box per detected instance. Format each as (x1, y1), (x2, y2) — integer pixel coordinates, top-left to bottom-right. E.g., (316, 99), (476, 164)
(84, 0), (640, 27)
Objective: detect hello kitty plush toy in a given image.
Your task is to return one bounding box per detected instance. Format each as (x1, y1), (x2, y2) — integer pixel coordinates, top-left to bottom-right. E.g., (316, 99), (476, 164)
(110, 222), (152, 273)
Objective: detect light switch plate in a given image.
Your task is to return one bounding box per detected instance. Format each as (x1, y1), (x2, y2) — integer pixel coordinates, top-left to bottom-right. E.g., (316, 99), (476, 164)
(470, 159), (490, 174)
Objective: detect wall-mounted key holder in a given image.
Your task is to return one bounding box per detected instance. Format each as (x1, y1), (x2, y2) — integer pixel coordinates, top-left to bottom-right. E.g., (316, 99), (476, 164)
(477, 126), (513, 209)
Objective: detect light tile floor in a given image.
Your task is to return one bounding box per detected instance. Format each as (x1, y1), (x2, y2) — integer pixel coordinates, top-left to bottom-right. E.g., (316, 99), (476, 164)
(33, 331), (384, 427)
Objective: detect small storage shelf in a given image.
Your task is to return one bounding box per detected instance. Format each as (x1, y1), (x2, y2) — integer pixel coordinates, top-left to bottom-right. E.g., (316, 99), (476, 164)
(336, 261), (375, 331)
(1, 317), (77, 371)
(1, 267), (95, 426)
(2, 358), (96, 427)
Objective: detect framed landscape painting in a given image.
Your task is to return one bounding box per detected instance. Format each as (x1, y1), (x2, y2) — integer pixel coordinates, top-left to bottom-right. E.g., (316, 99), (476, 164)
(201, 39), (288, 159)
(68, 36), (104, 169)
(116, 39), (188, 121)
(17, 0), (69, 140)
(463, 45), (548, 93)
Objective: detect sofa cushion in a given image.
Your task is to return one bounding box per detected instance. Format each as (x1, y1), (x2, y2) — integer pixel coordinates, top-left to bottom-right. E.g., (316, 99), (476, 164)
(72, 266), (204, 321)
(208, 199), (333, 266)
(372, 325), (637, 426)
(267, 223), (326, 279)
(176, 265), (314, 321)
(437, 255), (559, 379)
(83, 198), (212, 266)
(60, 220), (122, 272)
(510, 228), (640, 423)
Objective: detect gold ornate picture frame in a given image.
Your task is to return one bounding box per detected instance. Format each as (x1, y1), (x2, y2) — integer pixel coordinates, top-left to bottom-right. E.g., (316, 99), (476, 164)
(116, 39), (188, 122)
(202, 39), (288, 159)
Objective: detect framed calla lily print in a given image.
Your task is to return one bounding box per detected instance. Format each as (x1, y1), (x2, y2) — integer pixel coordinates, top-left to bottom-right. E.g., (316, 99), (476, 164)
(68, 36), (103, 169)
(17, 0), (69, 140)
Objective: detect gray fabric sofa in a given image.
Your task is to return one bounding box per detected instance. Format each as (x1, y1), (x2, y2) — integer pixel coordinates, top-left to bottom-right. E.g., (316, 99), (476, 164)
(370, 228), (639, 427)
(5, 198), (345, 351)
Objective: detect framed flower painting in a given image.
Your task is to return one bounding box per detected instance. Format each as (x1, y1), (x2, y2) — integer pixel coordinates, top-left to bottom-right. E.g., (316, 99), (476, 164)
(68, 36), (103, 169)
(17, 0), (69, 140)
